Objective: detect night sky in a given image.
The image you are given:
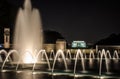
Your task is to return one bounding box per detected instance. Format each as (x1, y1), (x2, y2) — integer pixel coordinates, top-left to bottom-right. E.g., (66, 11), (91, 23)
(0, 0), (120, 43)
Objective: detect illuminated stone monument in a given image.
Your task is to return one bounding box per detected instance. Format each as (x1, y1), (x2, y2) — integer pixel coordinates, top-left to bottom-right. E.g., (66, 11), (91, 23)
(4, 28), (10, 48)
(56, 39), (66, 51)
(43, 44), (55, 52)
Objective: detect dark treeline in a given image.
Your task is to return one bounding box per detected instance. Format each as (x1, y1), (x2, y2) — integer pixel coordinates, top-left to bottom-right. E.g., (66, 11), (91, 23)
(95, 33), (120, 45)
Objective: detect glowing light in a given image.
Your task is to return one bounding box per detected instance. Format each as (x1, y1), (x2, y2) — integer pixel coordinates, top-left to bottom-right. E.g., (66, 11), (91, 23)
(72, 41), (86, 48)
(100, 76), (105, 79)
(13, 0), (43, 63)
(23, 52), (37, 63)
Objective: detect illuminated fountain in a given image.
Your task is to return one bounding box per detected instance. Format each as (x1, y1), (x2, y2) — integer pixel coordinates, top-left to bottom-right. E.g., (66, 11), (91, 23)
(0, 49), (120, 78)
(32, 50), (51, 71)
(0, 50), (8, 62)
(13, 0), (43, 63)
(52, 50), (68, 73)
(49, 50), (55, 60)
(74, 49), (85, 74)
(0, 0), (120, 79)
(99, 49), (111, 75)
(89, 50), (95, 69)
(66, 50), (72, 60)
(113, 50), (119, 59)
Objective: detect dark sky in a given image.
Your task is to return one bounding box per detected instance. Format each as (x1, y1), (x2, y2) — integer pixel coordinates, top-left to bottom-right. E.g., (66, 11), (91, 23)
(0, 0), (120, 43)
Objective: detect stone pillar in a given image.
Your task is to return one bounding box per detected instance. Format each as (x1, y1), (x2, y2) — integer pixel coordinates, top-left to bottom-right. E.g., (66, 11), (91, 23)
(43, 44), (55, 52)
(4, 28), (10, 48)
(56, 39), (66, 51)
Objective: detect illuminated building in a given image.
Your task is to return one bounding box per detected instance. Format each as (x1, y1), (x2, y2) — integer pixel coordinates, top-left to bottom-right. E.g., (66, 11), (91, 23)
(72, 41), (87, 48)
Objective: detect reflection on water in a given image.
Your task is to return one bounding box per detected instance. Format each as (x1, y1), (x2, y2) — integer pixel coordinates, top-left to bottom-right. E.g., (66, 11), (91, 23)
(0, 71), (120, 79)
(0, 72), (33, 79)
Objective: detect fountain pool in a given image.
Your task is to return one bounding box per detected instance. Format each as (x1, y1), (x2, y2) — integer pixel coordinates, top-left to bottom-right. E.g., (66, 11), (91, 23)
(0, 49), (120, 79)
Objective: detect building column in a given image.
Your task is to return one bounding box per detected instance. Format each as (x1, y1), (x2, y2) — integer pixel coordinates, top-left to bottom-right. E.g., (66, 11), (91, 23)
(56, 39), (66, 51)
(4, 28), (10, 48)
